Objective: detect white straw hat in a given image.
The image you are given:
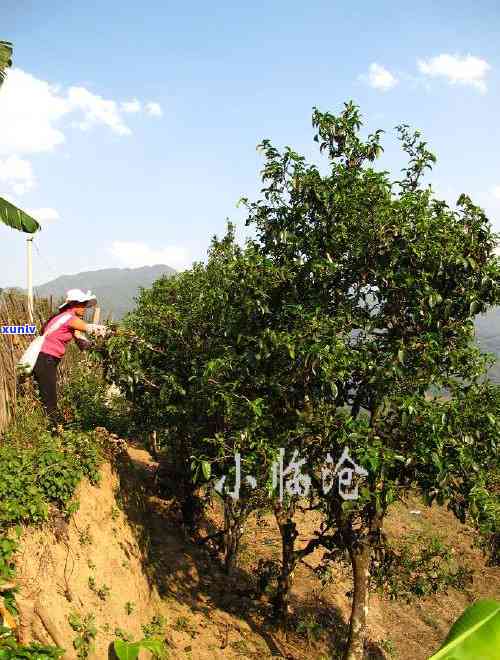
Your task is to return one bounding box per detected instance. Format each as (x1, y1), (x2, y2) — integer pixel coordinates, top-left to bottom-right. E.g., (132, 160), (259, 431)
(58, 288), (97, 309)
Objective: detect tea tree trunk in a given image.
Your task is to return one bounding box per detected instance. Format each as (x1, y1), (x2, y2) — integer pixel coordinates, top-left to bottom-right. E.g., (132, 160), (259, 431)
(344, 542), (371, 660)
(343, 510), (383, 660)
(223, 497), (248, 575)
(273, 501), (298, 620)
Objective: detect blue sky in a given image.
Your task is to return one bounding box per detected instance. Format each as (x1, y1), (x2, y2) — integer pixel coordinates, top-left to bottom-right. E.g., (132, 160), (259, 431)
(1, 0), (499, 288)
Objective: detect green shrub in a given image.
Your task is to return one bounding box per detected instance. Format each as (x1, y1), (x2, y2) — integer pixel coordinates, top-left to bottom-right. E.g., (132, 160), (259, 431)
(141, 615), (167, 639)
(68, 612), (97, 659)
(59, 357), (132, 437)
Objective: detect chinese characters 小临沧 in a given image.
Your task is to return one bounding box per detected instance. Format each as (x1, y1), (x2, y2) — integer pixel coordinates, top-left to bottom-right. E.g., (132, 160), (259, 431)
(215, 446), (368, 502)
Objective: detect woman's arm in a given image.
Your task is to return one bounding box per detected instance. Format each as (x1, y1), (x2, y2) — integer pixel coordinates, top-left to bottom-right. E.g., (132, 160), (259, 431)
(68, 318), (107, 336)
(68, 317), (88, 332)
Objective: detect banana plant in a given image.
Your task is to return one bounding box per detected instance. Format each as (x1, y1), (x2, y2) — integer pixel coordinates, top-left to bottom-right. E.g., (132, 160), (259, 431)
(0, 40), (40, 233)
(429, 599), (500, 659)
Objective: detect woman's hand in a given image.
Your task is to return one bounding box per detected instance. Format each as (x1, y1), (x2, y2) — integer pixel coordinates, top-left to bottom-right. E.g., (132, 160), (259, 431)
(86, 323), (108, 337)
(75, 336), (91, 351)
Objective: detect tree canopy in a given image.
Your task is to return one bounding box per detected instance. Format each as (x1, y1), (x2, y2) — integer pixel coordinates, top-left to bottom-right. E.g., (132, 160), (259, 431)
(102, 101), (500, 660)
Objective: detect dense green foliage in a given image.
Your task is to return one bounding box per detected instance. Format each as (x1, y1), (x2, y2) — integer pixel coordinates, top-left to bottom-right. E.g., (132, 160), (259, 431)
(371, 533), (473, 601)
(0, 632), (63, 659)
(0, 429), (102, 526)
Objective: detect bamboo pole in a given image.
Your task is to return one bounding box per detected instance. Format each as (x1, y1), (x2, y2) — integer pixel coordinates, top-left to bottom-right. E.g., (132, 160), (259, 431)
(27, 237), (34, 323)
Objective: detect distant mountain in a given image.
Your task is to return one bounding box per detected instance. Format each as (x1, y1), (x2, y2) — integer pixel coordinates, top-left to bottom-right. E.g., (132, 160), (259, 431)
(32, 264), (176, 320)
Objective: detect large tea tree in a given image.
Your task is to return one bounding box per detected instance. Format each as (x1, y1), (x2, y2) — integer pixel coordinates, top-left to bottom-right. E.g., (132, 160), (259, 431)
(241, 102), (500, 660)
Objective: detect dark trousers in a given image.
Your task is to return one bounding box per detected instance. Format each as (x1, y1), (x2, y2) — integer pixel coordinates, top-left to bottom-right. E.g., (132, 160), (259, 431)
(33, 352), (61, 425)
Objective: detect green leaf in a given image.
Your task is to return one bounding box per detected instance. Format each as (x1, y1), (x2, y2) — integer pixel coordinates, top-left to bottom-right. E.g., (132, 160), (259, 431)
(0, 197), (40, 233)
(469, 300), (480, 316)
(201, 460), (211, 480)
(113, 638), (168, 660)
(429, 599), (500, 660)
(114, 639), (140, 660)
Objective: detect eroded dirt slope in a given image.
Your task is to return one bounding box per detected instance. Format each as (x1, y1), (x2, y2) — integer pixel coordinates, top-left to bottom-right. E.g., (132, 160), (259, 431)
(13, 444), (500, 660)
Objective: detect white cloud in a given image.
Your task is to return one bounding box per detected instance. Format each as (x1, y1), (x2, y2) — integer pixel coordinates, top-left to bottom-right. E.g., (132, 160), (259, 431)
(362, 63), (399, 91)
(0, 70), (162, 228)
(67, 86), (131, 135)
(121, 99), (142, 113)
(0, 155), (36, 194)
(491, 185), (500, 201)
(417, 54), (491, 93)
(145, 101), (163, 117)
(0, 69), (68, 155)
(0, 68), (163, 157)
(27, 207), (60, 224)
(109, 240), (189, 270)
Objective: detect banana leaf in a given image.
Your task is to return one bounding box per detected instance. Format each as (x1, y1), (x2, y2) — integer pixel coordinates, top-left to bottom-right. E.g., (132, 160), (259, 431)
(429, 599), (500, 659)
(0, 41), (12, 87)
(0, 197), (40, 233)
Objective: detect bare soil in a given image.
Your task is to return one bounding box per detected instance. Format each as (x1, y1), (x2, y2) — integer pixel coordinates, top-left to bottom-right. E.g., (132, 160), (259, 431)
(13, 443), (500, 659)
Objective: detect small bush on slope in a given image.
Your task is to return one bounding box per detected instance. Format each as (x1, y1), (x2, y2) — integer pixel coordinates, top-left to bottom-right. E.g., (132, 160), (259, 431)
(59, 356), (133, 437)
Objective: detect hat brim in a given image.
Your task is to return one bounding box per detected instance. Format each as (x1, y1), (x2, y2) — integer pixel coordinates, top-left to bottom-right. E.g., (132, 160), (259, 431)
(58, 297), (97, 310)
